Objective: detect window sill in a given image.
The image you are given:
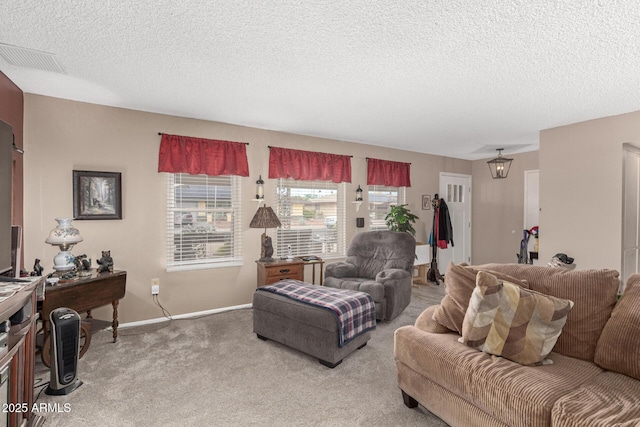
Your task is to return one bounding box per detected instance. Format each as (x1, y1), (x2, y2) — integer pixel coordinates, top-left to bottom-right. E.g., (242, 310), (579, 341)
(167, 260), (244, 272)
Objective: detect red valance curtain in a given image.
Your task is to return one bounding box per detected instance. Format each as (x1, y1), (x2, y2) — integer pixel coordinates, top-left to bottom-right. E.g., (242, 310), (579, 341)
(268, 146), (351, 183)
(158, 133), (249, 176)
(367, 158), (411, 187)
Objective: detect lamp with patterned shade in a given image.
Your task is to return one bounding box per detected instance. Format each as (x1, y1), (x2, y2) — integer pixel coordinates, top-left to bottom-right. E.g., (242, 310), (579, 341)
(249, 205), (282, 262)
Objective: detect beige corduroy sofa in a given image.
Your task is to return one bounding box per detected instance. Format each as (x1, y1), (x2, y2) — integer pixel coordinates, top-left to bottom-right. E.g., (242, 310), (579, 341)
(394, 263), (640, 427)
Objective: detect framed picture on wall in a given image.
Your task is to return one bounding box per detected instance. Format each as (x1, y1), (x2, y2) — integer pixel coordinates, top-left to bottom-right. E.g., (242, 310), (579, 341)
(422, 195), (431, 210)
(73, 170), (122, 220)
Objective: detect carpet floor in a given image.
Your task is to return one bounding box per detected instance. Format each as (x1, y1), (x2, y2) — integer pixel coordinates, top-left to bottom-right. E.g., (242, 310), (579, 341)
(34, 284), (448, 427)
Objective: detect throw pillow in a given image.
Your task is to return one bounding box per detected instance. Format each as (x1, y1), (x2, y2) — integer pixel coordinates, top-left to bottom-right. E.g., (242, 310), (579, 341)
(594, 275), (640, 380)
(459, 271), (574, 365)
(473, 263), (620, 361)
(432, 262), (528, 334)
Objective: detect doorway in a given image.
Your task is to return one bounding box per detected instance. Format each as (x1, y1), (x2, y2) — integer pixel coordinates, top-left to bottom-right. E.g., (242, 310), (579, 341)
(524, 170), (540, 264)
(622, 143), (640, 292)
(438, 172), (472, 266)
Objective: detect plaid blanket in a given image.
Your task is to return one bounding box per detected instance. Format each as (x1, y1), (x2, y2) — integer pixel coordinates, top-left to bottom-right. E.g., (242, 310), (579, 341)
(257, 280), (376, 347)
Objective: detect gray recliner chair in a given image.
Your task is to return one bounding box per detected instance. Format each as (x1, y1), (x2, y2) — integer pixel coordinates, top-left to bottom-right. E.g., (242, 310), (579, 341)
(323, 231), (416, 321)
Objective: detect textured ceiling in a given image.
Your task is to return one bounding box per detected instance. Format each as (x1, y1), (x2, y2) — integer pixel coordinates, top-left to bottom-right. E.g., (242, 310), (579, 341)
(2, 1), (640, 160)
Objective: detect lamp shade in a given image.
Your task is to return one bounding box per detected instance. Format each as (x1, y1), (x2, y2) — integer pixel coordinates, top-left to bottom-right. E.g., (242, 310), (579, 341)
(487, 148), (513, 179)
(45, 218), (83, 247)
(249, 206), (281, 229)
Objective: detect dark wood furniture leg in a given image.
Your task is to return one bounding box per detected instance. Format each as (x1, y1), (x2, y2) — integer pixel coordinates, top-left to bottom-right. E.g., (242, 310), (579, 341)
(112, 299), (119, 342)
(402, 390), (419, 408)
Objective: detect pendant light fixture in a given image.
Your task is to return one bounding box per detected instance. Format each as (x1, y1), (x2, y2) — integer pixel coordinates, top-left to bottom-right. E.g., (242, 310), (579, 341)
(487, 148), (513, 179)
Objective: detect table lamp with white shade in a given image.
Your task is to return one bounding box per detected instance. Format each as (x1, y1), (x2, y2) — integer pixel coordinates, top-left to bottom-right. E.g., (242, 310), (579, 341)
(45, 218), (83, 272)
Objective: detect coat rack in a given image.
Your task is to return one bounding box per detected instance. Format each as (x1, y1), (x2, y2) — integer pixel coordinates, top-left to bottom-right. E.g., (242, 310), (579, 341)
(427, 194), (444, 285)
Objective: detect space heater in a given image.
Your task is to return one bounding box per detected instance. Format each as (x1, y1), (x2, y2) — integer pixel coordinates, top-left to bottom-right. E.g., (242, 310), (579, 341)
(45, 308), (83, 395)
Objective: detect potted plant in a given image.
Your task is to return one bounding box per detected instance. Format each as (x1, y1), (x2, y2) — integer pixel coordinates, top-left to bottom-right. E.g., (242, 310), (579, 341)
(385, 204), (419, 236)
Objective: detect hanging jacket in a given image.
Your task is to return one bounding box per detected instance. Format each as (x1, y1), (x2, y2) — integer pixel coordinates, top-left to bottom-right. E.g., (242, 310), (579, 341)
(431, 199), (454, 249)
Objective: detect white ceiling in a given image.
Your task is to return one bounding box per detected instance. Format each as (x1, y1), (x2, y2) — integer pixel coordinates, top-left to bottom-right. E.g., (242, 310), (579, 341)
(2, 1), (640, 160)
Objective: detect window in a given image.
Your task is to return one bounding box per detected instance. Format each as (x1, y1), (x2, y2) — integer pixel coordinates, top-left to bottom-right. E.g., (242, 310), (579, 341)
(447, 183), (465, 203)
(368, 185), (406, 231)
(166, 173), (242, 271)
(275, 179), (346, 258)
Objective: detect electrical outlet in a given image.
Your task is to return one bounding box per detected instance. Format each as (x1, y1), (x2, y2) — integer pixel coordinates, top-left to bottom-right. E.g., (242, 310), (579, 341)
(151, 284), (160, 295)
(151, 278), (160, 286)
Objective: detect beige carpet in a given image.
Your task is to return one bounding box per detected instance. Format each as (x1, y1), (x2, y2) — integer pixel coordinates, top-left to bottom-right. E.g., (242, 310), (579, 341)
(34, 284), (448, 427)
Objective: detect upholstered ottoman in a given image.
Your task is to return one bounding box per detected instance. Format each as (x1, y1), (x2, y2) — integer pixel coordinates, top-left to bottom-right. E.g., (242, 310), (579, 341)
(253, 280), (376, 368)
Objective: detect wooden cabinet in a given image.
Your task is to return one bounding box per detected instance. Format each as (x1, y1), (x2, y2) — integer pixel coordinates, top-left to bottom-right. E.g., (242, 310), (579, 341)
(0, 276), (45, 427)
(256, 260), (304, 287)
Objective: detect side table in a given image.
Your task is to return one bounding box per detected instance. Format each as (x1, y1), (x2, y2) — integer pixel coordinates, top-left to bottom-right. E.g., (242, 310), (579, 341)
(256, 260), (304, 287)
(255, 257), (325, 287)
(39, 269), (127, 365)
(296, 256), (325, 285)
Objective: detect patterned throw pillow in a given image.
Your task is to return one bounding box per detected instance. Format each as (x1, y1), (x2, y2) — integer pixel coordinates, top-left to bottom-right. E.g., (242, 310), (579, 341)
(432, 262), (528, 334)
(459, 271), (574, 365)
(473, 263), (620, 361)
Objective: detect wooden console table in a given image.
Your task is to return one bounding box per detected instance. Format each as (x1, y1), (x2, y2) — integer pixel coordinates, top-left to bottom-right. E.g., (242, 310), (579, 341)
(39, 270), (126, 364)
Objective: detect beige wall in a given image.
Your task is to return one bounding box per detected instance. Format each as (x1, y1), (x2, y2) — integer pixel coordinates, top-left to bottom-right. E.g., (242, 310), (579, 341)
(540, 110), (640, 272)
(23, 94), (470, 323)
(471, 151), (539, 265)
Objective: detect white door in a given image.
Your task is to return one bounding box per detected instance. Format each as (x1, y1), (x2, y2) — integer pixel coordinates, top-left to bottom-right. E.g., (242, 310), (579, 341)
(438, 173), (472, 266)
(622, 144), (640, 293)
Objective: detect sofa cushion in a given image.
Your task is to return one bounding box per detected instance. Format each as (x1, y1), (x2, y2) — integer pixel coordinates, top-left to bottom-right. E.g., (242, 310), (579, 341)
(594, 274), (640, 380)
(475, 263), (620, 361)
(432, 262), (528, 335)
(459, 271), (574, 365)
(394, 325), (603, 427)
(414, 305), (451, 334)
(551, 371), (640, 426)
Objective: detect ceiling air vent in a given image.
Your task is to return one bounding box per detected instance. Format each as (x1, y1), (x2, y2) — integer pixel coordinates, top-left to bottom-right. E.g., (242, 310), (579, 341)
(0, 43), (65, 74)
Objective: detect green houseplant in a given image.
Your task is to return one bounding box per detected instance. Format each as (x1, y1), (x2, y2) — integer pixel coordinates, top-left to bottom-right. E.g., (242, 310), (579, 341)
(385, 204), (419, 236)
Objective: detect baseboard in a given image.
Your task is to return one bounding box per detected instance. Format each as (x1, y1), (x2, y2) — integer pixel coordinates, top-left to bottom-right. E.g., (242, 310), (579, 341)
(116, 303), (253, 330)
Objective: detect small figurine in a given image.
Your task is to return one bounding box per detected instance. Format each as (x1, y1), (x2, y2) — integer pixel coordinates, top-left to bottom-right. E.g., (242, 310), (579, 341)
(31, 258), (43, 276)
(74, 254), (92, 276)
(259, 235), (274, 261)
(96, 250), (114, 273)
